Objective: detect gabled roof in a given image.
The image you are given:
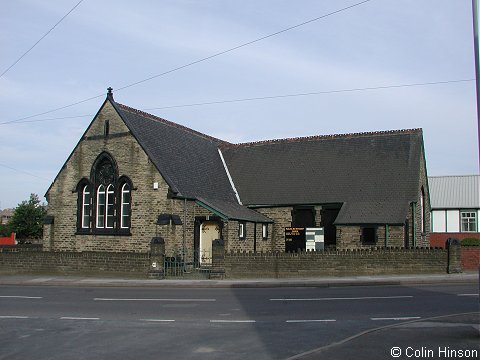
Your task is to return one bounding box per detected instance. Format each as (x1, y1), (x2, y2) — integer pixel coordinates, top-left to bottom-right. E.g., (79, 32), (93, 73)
(114, 102), (232, 200)
(221, 129), (424, 224)
(111, 101), (272, 223)
(47, 92), (426, 226)
(429, 175), (480, 209)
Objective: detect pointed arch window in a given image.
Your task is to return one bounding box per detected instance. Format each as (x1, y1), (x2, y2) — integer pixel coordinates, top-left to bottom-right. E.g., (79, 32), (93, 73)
(106, 184), (115, 228)
(76, 179), (92, 232)
(93, 152), (116, 231)
(76, 152), (133, 235)
(81, 185), (92, 229)
(96, 184), (106, 228)
(120, 183), (131, 229)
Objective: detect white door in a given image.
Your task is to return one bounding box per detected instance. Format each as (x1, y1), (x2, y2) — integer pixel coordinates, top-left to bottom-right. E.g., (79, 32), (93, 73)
(199, 221), (220, 265)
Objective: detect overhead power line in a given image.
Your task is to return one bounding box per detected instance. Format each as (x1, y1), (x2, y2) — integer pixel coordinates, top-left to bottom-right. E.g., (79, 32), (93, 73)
(1, 78), (473, 126)
(144, 79), (475, 111)
(0, 0), (85, 78)
(115, 0), (374, 92)
(5, 0), (373, 125)
(0, 114), (93, 125)
(1, 94), (104, 126)
(0, 163), (50, 182)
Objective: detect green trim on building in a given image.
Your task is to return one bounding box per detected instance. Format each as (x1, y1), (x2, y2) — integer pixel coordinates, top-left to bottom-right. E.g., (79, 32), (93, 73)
(195, 200), (229, 220)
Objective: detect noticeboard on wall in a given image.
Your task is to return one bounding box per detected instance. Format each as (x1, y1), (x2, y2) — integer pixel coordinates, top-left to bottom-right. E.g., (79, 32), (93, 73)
(305, 227), (324, 251)
(285, 227), (306, 252)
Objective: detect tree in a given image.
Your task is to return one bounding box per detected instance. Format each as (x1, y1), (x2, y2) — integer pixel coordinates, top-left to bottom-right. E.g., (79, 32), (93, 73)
(9, 194), (46, 240)
(0, 223), (12, 237)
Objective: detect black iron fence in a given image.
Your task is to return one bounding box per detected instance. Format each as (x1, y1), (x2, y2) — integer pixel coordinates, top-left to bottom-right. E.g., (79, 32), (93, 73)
(163, 249), (211, 279)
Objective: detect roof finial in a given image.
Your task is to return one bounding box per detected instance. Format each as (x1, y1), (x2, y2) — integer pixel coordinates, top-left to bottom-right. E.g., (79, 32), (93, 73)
(107, 87), (114, 100)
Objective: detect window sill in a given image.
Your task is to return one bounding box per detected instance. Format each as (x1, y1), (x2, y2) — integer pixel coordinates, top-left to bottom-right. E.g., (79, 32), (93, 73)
(75, 230), (132, 236)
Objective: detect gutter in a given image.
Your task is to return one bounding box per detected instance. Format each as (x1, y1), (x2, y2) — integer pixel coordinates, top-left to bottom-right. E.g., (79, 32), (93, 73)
(195, 199), (229, 221)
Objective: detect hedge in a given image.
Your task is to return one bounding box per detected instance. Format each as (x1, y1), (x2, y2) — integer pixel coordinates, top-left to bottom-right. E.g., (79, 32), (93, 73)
(461, 238), (480, 247)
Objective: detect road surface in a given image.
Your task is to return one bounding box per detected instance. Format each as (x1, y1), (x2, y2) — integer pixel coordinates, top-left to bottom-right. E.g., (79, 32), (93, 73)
(0, 283), (478, 359)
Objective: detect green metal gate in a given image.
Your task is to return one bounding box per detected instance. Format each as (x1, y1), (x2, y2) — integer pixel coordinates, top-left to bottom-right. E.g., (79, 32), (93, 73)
(163, 249), (211, 279)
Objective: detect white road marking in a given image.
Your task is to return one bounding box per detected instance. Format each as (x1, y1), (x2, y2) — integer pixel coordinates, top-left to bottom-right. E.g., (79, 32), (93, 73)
(141, 319), (176, 322)
(60, 317), (100, 320)
(0, 296), (42, 299)
(0, 316), (30, 319)
(457, 293), (478, 297)
(94, 298), (216, 302)
(371, 316), (421, 321)
(286, 319), (336, 323)
(270, 295), (413, 301)
(210, 320), (256, 323)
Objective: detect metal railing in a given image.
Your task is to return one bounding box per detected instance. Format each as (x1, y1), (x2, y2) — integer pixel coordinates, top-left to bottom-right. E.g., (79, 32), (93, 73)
(163, 249), (211, 279)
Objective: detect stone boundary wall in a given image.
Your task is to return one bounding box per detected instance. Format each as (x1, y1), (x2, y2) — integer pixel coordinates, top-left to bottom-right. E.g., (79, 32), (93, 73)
(219, 247), (453, 279)
(0, 242), (463, 279)
(0, 249), (150, 277)
(0, 244), (43, 252)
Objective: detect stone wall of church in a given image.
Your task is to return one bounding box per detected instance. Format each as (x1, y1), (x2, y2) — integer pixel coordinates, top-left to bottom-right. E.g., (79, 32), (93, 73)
(223, 220), (272, 253)
(255, 207), (293, 251)
(45, 101), (183, 253)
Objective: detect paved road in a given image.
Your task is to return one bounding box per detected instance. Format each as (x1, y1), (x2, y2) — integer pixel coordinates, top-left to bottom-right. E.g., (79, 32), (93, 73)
(0, 283), (478, 359)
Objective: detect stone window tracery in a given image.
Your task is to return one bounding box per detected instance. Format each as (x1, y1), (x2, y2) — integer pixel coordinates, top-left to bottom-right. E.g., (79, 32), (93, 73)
(76, 152), (132, 235)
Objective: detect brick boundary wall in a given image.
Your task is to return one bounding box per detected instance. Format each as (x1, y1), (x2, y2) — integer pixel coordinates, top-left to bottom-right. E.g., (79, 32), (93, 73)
(461, 246), (480, 271)
(430, 233), (480, 248)
(215, 246), (456, 279)
(0, 233), (16, 245)
(429, 234), (479, 272)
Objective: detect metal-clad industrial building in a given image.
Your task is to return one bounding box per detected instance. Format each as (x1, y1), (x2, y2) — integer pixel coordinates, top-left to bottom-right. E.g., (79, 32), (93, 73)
(429, 175), (479, 247)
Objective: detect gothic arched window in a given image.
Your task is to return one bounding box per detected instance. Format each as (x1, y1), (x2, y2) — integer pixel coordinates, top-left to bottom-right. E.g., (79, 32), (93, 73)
(76, 152), (133, 234)
(96, 184), (106, 228)
(81, 185), (92, 229)
(105, 184), (115, 228)
(120, 182), (131, 229)
(76, 178), (92, 232)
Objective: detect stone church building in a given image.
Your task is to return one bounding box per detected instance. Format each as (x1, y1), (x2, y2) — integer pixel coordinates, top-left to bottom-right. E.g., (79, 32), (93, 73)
(43, 89), (430, 265)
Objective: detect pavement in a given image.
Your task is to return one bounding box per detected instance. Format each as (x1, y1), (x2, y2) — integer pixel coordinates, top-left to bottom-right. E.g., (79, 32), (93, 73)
(0, 271), (478, 288)
(288, 312), (480, 360)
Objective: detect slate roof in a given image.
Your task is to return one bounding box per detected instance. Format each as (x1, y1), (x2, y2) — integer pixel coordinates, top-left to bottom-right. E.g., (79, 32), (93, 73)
(221, 130), (424, 224)
(59, 94), (426, 225)
(196, 197), (273, 223)
(112, 101), (271, 223)
(429, 175), (480, 209)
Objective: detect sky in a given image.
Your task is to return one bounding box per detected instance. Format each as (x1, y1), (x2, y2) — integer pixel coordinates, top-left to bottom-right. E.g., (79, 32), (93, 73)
(0, 0), (478, 209)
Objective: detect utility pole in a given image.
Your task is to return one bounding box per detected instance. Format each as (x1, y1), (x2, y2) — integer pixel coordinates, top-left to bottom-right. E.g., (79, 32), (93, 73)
(472, 0), (480, 172)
